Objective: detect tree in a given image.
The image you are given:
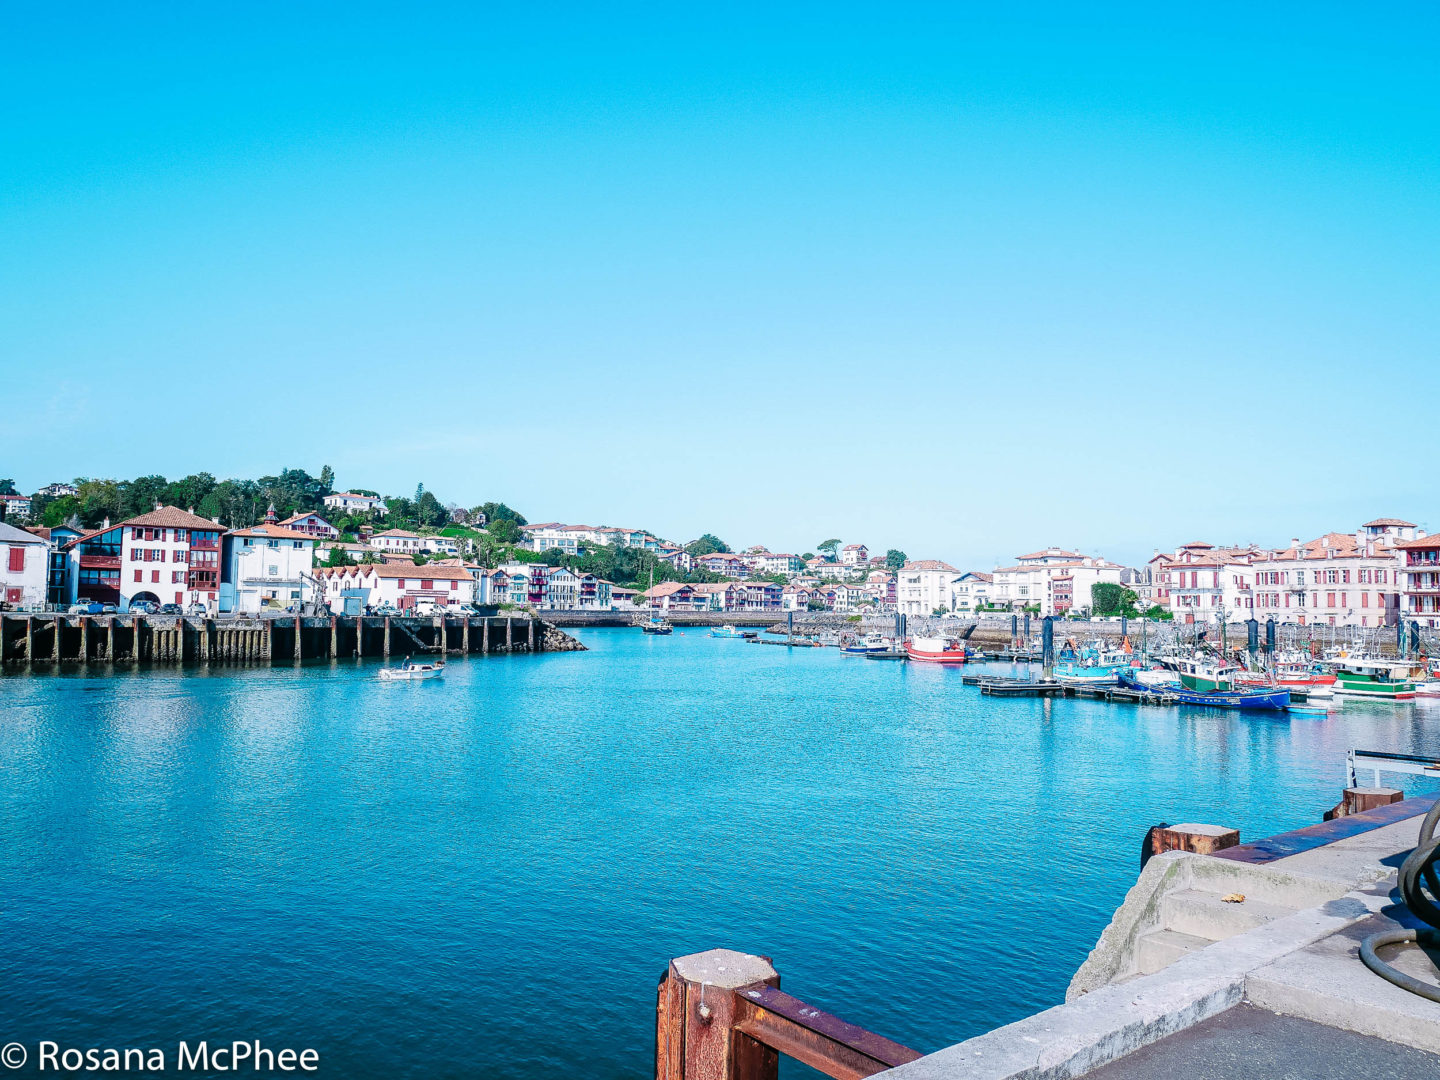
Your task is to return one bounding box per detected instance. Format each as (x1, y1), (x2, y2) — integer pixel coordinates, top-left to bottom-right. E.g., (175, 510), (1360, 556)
(800, 552), (814, 561)
(885, 549), (908, 570)
(817, 539), (840, 558)
(41, 496), (81, 528)
(324, 545), (355, 567)
(0, 479), (16, 496)
(489, 518), (521, 544)
(685, 533), (729, 557)
(478, 502), (526, 527)
(319, 465), (334, 495)
(416, 490), (447, 528)
(1091, 583), (1124, 616)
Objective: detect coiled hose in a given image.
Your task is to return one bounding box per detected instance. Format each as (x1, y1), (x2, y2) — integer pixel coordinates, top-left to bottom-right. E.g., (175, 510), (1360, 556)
(1359, 799), (1440, 1003)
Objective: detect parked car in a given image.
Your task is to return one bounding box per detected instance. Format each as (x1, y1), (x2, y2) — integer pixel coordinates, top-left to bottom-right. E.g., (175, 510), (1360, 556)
(159, 603), (184, 615)
(186, 604), (207, 616)
(372, 604), (400, 616)
(98, 603), (118, 615)
(128, 600), (157, 614)
(68, 602), (103, 615)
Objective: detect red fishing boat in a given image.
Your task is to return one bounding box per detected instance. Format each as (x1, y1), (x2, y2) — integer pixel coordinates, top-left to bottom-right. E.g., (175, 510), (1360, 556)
(905, 635), (981, 664)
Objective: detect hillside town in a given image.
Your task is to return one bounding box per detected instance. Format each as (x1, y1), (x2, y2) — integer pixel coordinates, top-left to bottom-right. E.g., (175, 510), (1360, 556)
(0, 477), (1435, 629)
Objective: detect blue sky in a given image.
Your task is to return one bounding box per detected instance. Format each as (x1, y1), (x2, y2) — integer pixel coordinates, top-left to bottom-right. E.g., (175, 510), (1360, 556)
(3, 3), (1437, 567)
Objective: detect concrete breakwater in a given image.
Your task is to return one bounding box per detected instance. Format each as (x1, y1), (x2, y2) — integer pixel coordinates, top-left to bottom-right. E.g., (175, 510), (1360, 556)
(0, 613), (584, 666)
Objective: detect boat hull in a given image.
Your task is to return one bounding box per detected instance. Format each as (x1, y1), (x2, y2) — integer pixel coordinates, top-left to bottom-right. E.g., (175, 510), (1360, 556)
(378, 667), (443, 681)
(1120, 670), (1289, 709)
(905, 646), (974, 663)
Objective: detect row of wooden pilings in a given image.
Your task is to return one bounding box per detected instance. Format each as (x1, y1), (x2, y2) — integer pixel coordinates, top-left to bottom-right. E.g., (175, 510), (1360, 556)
(0, 614), (545, 666)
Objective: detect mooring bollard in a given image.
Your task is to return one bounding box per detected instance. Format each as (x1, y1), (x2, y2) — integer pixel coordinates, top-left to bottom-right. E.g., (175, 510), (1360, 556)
(1141, 822), (1240, 868)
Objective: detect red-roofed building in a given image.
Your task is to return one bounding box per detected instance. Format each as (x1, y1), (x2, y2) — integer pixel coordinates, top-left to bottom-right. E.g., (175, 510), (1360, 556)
(222, 524), (316, 613)
(64, 505), (224, 611)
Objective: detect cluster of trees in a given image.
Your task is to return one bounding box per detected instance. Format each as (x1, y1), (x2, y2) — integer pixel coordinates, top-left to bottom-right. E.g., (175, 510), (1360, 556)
(1088, 583), (1170, 620)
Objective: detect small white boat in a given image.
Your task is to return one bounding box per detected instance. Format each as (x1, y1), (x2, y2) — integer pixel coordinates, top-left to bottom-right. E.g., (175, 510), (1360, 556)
(378, 660), (445, 681)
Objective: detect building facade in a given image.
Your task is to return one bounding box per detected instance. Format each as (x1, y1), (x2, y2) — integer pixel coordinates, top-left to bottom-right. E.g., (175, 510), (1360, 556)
(222, 524), (316, 613)
(0, 522), (48, 607)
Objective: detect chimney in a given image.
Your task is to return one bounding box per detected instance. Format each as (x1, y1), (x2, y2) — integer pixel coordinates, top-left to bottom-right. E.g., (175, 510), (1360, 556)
(103, 516), (111, 528)
(155, 501), (162, 511)
(1290, 538), (1300, 548)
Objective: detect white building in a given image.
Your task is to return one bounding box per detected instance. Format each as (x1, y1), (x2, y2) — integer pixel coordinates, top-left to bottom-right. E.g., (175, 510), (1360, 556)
(64, 505), (224, 611)
(422, 536), (461, 556)
(897, 560), (963, 616)
(840, 543), (868, 566)
(0, 521), (48, 607)
(371, 529), (423, 555)
(949, 571), (993, 614)
(990, 549), (1126, 616)
(1, 493), (33, 521)
(314, 562), (476, 612)
(222, 524), (316, 613)
(277, 512), (339, 539)
(322, 492), (388, 517)
(37, 482), (78, 499)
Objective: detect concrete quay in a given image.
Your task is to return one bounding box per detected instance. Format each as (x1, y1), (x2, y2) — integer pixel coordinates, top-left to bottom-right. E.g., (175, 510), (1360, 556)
(879, 798), (1440, 1080)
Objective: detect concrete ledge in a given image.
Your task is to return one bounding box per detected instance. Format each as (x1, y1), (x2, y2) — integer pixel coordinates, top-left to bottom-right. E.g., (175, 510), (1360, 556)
(886, 888), (1390, 1079)
(1246, 901), (1440, 1055)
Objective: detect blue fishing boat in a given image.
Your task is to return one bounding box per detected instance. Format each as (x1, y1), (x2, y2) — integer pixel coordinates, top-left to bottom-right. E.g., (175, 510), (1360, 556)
(842, 634), (891, 655)
(710, 625), (746, 639)
(1053, 639), (1133, 686)
(1119, 668), (1290, 710)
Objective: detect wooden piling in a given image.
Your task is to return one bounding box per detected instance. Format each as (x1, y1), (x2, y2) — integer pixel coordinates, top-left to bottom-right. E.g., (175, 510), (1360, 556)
(383, 616), (391, 657)
(294, 617), (303, 663)
(25, 616), (33, 664)
(355, 616), (363, 658)
(106, 618), (115, 662)
(528, 618), (535, 651)
(506, 616), (512, 651)
(132, 616), (142, 663)
(330, 616), (338, 659)
(79, 617), (89, 662)
(462, 617), (469, 654)
(53, 616), (62, 661)
(435, 616), (445, 654)
(482, 617), (489, 654)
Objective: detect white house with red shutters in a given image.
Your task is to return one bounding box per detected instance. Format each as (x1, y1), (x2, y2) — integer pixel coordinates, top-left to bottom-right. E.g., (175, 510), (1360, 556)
(64, 505), (224, 611)
(0, 521), (48, 607)
(276, 512), (339, 539)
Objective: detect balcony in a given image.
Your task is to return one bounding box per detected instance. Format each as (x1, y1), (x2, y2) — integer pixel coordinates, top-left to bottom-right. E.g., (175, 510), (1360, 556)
(79, 554), (121, 569)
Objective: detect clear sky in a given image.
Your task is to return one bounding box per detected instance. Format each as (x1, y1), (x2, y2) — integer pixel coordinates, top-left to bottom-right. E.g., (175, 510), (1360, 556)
(3, 3), (1437, 567)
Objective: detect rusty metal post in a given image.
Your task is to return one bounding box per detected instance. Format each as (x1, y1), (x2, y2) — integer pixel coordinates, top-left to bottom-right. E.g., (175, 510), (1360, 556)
(1142, 823), (1240, 868)
(79, 616), (89, 663)
(106, 618), (115, 662)
(53, 615), (62, 661)
(462, 616), (469, 653)
(294, 616), (303, 663)
(384, 616), (391, 657)
(330, 615), (338, 659)
(483, 617), (490, 654)
(355, 615), (363, 657)
(656, 950), (780, 1080)
(529, 617), (535, 651)
(132, 616), (141, 663)
(25, 616), (34, 664)
(506, 616), (512, 650)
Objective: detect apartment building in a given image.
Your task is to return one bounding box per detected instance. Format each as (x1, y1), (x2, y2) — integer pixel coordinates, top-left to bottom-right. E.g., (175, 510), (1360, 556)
(64, 505), (223, 610)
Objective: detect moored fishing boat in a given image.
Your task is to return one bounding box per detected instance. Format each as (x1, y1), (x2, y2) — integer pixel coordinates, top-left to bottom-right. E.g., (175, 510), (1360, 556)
(842, 634), (891, 655)
(905, 635), (980, 664)
(1330, 657), (1417, 700)
(1052, 639), (1133, 686)
(709, 624), (746, 639)
(1118, 667), (1289, 710)
(1415, 659), (1440, 698)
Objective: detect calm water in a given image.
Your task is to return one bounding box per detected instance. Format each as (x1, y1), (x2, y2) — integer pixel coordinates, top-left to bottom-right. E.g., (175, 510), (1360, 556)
(3, 629), (1438, 1078)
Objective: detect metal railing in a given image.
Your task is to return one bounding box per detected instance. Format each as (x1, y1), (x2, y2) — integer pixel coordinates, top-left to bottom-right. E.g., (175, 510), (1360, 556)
(656, 950), (921, 1080)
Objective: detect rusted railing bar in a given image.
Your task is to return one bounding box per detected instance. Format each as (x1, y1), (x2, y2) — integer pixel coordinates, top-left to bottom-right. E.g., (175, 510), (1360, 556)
(734, 982), (922, 1076)
(734, 1012), (889, 1080)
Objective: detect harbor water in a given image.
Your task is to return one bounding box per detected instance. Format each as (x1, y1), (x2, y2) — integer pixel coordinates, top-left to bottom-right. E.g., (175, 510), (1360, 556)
(2, 628), (1438, 1078)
